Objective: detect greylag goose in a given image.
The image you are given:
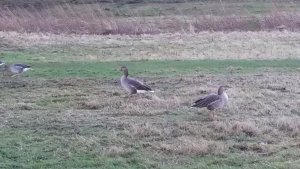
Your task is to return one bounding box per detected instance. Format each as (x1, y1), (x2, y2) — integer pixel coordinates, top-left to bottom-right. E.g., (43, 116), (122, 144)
(3, 64), (31, 77)
(120, 66), (154, 94)
(191, 86), (229, 120)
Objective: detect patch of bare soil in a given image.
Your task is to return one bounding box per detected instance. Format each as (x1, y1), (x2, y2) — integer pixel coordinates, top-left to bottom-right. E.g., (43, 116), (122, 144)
(0, 72), (299, 159)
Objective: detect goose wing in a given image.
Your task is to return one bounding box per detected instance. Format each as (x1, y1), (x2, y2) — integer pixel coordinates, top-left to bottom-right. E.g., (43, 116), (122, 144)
(13, 64), (30, 69)
(191, 94), (220, 108)
(207, 99), (224, 110)
(127, 77), (152, 91)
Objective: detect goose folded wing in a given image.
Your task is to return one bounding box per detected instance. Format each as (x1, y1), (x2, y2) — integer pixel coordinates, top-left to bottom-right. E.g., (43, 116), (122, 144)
(127, 77), (152, 91)
(207, 99), (223, 110)
(191, 94), (220, 108)
(14, 64), (30, 68)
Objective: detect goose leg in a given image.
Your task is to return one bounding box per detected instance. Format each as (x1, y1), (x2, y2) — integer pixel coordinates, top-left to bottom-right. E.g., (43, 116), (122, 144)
(209, 111), (215, 121)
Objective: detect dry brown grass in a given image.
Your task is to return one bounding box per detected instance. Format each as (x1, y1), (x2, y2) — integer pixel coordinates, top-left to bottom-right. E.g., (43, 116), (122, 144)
(231, 121), (259, 137)
(127, 122), (163, 138)
(1, 31), (300, 61)
(232, 142), (270, 154)
(277, 117), (300, 137)
(105, 145), (134, 157)
(78, 98), (103, 110)
(157, 136), (227, 156)
(0, 3), (300, 35)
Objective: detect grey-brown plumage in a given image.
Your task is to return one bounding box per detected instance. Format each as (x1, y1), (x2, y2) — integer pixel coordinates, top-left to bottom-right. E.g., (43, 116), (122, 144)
(191, 86), (229, 119)
(120, 66), (153, 94)
(2, 64), (31, 77)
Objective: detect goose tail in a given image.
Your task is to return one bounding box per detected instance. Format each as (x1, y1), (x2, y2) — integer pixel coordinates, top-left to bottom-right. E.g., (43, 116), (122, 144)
(137, 90), (154, 93)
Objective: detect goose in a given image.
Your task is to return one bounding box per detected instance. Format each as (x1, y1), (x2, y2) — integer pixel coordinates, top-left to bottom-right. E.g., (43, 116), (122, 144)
(0, 61), (4, 66)
(191, 86), (229, 120)
(3, 63), (31, 77)
(120, 66), (154, 94)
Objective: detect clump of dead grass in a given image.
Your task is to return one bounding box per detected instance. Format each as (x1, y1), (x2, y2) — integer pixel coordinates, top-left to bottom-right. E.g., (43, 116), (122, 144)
(157, 136), (227, 156)
(177, 122), (198, 136)
(113, 95), (181, 116)
(232, 143), (270, 154)
(231, 121), (259, 137)
(78, 100), (101, 110)
(210, 121), (229, 133)
(277, 117), (300, 137)
(151, 95), (182, 109)
(127, 122), (162, 138)
(105, 145), (134, 157)
(209, 121), (259, 137)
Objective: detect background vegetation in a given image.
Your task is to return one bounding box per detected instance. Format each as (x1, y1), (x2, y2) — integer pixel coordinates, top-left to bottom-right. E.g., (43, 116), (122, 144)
(0, 0), (300, 169)
(0, 0), (300, 34)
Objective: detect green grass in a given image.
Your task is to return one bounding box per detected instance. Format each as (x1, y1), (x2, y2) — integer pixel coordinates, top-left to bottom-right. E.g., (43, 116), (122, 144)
(1, 48), (299, 78)
(1, 129), (299, 168)
(7, 59), (300, 78)
(0, 130), (147, 169)
(1, 31), (300, 168)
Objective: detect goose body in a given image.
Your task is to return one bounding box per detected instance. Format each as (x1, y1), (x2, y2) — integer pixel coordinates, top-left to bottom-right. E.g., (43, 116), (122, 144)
(191, 86), (228, 110)
(192, 93), (228, 110)
(120, 66), (153, 94)
(2, 63), (31, 76)
(191, 86), (229, 120)
(8, 64), (31, 74)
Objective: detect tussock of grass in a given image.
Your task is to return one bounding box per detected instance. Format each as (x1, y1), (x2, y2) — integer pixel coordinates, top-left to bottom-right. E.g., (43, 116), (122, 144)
(231, 121), (259, 137)
(79, 100), (102, 110)
(157, 137), (227, 156)
(105, 145), (134, 157)
(232, 143), (270, 154)
(277, 117), (300, 137)
(127, 122), (162, 138)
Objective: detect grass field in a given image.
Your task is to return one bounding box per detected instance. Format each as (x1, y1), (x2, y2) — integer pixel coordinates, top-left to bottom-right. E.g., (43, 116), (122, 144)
(1, 0), (300, 168)
(1, 31), (300, 62)
(1, 30), (300, 168)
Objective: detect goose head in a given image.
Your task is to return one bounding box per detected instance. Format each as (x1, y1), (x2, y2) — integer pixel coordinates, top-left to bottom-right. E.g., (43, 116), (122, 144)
(120, 66), (129, 77)
(218, 85), (230, 95)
